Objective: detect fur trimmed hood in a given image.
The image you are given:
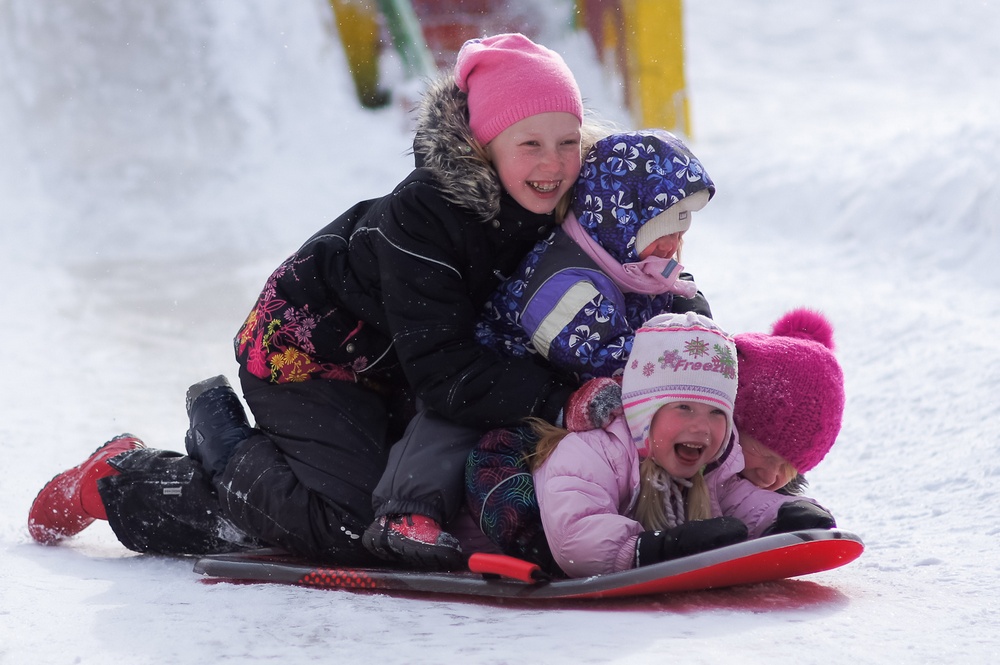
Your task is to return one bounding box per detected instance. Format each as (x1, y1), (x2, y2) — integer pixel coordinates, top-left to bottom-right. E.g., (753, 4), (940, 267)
(411, 76), (503, 222)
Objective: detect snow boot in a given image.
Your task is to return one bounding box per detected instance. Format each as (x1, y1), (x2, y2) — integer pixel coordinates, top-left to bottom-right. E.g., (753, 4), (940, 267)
(28, 433), (146, 545)
(362, 515), (398, 562)
(362, 514), (465, 571)
(184, 375), (254, 479)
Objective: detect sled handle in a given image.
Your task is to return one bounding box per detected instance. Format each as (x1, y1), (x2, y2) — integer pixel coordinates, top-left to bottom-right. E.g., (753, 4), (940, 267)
(467, 553), (549, 583)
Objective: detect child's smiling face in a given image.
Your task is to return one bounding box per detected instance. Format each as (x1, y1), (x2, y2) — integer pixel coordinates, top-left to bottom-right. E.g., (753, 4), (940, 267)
(487, 112), (582, 215)
(738, 434), (798, 491)
(638, 232), (684, 260)
(647, 401), (728, 478)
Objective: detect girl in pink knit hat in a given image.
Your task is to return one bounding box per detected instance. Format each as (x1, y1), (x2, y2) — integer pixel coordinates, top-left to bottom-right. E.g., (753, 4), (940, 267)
(28, 34), (598, 570)
(733, 308), (846, 492)
(530, 311), (839, 578)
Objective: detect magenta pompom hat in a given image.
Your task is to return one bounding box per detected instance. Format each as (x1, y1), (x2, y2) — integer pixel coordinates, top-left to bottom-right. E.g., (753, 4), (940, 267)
(454, 33), (584, 145)
(622, 312), (739, 457)
(733, 308), (845, 473)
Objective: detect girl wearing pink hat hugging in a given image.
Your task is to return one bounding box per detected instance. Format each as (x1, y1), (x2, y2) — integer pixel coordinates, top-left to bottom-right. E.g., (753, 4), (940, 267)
(731, 309), (846, 494)
(28, 34), (595, 566)
(531, 311), (842, 577)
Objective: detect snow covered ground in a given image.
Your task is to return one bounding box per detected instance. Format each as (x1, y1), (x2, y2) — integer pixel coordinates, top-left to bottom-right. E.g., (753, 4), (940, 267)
(2, 0), (999, 662)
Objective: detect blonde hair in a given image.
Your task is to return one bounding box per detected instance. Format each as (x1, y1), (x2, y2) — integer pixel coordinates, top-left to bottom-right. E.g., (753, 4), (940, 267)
(526, 418), (569, 471)
(528, 418), (713, 531)
(634, 457), (712, 530)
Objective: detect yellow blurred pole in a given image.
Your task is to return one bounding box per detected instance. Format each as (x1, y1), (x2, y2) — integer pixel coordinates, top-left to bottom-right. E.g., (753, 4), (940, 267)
(328, 0), (389, 108)
(622, 0), (691, 137)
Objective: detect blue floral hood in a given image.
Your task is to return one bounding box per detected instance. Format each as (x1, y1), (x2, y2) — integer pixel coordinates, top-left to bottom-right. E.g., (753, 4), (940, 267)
(572, 130), (715, 263)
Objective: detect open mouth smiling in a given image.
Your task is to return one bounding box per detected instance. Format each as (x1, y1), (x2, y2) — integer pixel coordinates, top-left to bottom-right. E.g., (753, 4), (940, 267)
(528, 180), (560, 193)
(674, 442), (708, 464)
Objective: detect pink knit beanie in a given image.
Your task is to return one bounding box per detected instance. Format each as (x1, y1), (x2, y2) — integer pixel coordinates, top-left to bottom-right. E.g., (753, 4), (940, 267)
(733, 308), (845, 473)
(454, 33), (584, 145)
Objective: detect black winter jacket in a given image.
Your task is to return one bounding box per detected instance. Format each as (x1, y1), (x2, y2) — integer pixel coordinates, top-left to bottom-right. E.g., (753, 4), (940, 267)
(234, 78), (575, 428)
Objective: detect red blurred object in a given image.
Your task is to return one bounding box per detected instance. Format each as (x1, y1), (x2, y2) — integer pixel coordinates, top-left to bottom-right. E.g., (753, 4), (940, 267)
(411, 0), (536, 68)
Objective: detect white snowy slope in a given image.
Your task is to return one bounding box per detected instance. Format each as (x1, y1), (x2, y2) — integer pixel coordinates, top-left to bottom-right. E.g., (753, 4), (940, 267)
(1, 1), (998, 663)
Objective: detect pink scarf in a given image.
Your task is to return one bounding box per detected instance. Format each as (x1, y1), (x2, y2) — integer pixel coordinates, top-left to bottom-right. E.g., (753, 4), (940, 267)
(560, 212), (698, 298)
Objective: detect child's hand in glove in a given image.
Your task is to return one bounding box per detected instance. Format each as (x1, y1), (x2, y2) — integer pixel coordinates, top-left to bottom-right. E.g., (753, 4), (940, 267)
(634, 517), (748, 567)
(563, 376), (622, 432)
(762, 499), (836, 536)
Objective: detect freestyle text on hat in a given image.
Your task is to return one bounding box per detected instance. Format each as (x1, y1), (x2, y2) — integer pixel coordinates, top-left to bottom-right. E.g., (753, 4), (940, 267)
(733, 308), (845, 473)
(453, 33), (584, 145)
(622, 311), (738, 458)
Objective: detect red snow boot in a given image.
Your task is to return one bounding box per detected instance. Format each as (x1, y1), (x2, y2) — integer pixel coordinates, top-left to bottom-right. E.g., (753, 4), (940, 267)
(363, 514), (465, 571)
(27, 434), (145, 545)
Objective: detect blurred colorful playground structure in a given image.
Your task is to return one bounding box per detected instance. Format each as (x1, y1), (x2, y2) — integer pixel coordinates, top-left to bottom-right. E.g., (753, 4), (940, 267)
(328, 0), (692, 137)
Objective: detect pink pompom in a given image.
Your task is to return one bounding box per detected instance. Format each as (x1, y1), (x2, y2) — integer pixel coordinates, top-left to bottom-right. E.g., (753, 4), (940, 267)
(770, 308), (835, 350)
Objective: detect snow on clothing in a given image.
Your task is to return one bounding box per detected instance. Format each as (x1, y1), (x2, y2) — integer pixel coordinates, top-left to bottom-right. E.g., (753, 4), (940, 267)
(475, 131), (716, 383)
(234, 78), (572, 430)
(534, 417), (804, 578)
(97, 77), (575, 562)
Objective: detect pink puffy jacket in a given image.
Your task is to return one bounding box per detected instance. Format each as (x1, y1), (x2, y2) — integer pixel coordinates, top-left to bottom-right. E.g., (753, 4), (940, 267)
(533, 416), (805, 578)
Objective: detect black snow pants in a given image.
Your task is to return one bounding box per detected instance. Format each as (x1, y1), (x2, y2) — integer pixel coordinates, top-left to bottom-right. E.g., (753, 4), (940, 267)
(371, 408), (483, 527)
(100, 369), (409, 563)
